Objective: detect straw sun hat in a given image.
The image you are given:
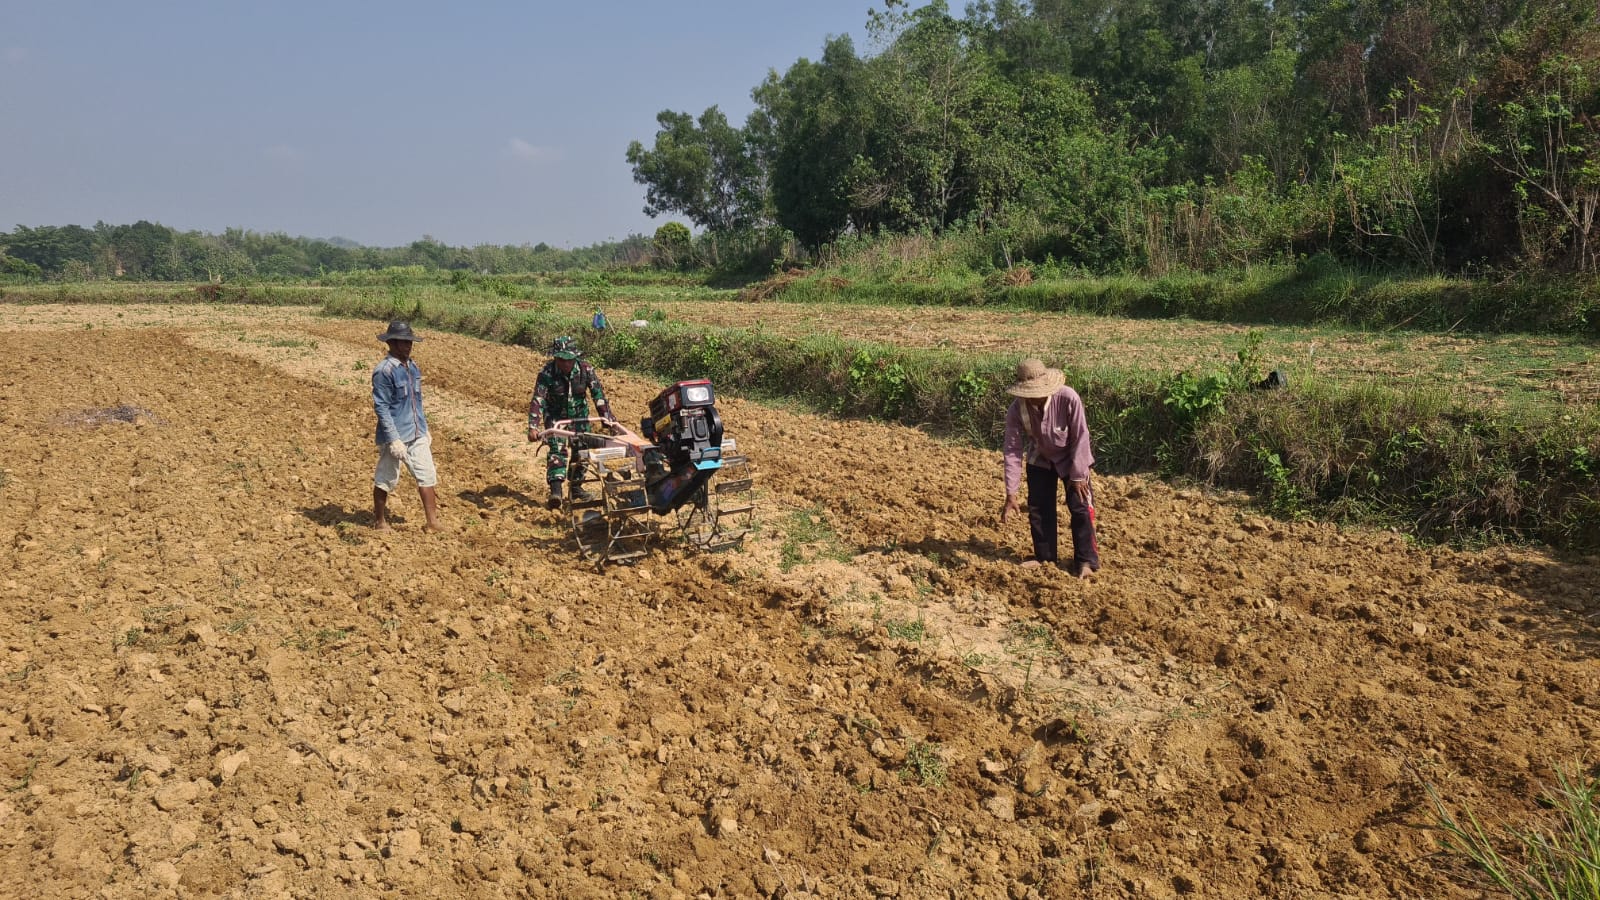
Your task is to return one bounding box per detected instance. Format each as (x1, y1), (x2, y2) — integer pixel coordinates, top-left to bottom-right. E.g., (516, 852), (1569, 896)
(1006, 358), (1065, 398)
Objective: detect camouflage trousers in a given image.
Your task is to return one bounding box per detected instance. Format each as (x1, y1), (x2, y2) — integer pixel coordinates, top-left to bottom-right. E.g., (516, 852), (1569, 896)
(545, 422), (591, 487)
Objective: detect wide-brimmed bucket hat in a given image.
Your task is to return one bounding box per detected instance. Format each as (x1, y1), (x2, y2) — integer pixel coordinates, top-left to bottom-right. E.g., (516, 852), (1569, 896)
(1007, 358), (1065, 398)
(377, 321), (423, 342)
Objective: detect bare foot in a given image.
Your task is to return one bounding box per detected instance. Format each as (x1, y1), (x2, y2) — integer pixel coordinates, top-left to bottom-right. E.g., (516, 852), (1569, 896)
(1074, 565), (1097, 580)
(373, 520), (392, 531)
(422, 523), (444, 534)
(1020, 559), (1042, 569)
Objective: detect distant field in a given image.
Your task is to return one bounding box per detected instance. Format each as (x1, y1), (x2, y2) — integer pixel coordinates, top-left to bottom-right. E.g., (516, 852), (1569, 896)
(543, 293), (1600, 413)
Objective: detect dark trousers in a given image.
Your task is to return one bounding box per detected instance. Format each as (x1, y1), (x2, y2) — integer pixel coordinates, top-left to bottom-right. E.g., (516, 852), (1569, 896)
(1026, 463), (1100, 573)
(545, 422), (590, 487)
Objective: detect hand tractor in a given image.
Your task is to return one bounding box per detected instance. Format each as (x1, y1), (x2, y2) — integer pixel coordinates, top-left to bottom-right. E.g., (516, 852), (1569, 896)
(537, 379), (754, 565)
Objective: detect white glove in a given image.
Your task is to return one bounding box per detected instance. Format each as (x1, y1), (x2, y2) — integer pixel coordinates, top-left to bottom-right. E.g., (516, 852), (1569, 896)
(387, 440), (408, 460)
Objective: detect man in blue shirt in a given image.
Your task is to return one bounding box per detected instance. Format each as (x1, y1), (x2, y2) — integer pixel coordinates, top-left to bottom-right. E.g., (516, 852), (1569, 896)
(372, 321), (442, 532)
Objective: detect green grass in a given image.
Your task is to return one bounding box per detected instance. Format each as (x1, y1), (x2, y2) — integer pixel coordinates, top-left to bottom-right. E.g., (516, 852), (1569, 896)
(536, 294), (1598, 414)
(0, 281), (326, 305)
(1005, 620), (1061, 695)
(900, 741), (948, 788)
(1427, 766), (1600, 899)
(778, 506), (854, 571)
(765, 254), (1600, 337)
(1005, 620), (1056, 651)
(317, 267), (715, 290)
(884, 615), (928, 643)
(961, 650), (995, 670)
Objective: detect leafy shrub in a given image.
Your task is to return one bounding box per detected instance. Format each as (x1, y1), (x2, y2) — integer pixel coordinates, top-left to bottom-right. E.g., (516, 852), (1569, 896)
(1254, 445), (1304, 518)
(1162, 371), (1234, 430)
(582, 272), (612, 307)
(652, 222), (693, 270)
(844, 350), (912, 418)
(693, 332), (727, 380)
(0, 254), (42, 280)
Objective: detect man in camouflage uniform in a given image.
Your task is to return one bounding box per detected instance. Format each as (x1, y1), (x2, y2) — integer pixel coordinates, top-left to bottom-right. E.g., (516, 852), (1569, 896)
(527, 336), (616, 508)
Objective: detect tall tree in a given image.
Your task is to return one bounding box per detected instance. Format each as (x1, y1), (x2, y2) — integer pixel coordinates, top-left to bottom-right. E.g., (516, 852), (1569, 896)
(1, 224), (96, 274)
(853, 1), (1001, 230)
(753, 36), (876, 249)
(626, 107), (766, 232)
(99, 221), (180, 279)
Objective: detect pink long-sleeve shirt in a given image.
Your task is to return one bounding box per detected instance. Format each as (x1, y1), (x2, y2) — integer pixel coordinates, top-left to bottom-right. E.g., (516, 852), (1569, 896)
(1002, 386), (1095, 496)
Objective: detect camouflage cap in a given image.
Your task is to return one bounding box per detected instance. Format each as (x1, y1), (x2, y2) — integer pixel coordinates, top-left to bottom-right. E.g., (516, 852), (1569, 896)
(550, 336), (581, 360)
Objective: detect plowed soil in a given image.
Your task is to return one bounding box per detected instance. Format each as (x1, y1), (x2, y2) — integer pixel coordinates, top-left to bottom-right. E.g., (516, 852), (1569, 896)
(1, 304), (1596, 899)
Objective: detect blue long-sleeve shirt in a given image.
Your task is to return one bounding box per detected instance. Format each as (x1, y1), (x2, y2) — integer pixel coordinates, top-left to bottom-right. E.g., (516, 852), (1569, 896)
(372, 356), (429, 444)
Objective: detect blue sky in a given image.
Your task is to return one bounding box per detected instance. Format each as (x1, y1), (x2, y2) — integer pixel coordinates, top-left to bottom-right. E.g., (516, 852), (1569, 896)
(0, 1), (876, 248)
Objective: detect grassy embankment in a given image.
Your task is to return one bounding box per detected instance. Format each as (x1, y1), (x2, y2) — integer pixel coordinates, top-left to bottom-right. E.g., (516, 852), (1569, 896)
(772, 244), (1600, 334)
(322, 274), (1600, 552)
(0, 280), (330, 305)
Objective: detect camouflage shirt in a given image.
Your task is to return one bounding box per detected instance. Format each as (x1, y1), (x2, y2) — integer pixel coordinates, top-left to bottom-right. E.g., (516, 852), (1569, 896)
(528, 359), (612, 428)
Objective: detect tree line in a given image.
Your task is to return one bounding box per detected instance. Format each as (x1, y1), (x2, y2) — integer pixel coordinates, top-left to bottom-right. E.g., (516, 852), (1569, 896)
(627, 0), (1600, 275)
(0, 221), (652, 281)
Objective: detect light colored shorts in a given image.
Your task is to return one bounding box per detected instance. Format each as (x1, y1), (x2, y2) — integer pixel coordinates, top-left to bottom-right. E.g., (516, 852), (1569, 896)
(374, 433), (438, 492)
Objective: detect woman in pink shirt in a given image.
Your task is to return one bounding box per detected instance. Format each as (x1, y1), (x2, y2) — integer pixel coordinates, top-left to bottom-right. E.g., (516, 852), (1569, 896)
(999, 358), (1101, 577)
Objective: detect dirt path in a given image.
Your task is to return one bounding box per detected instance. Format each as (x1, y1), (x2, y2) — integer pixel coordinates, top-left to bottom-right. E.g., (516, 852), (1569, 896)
(0, 304), (1596, 898)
